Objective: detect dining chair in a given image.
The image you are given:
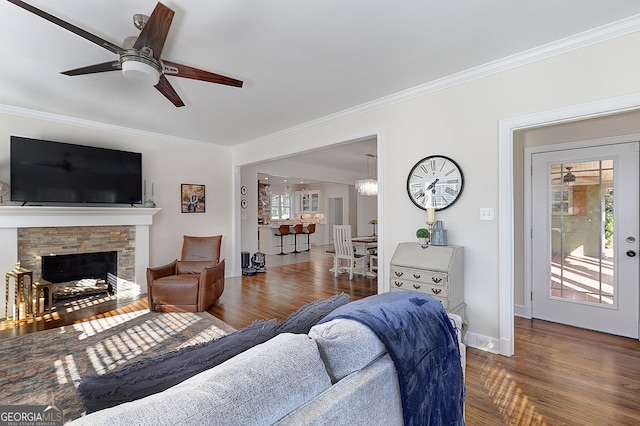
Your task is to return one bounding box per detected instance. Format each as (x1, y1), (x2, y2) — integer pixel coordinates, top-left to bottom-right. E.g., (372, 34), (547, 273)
(332, 225), (367, 279)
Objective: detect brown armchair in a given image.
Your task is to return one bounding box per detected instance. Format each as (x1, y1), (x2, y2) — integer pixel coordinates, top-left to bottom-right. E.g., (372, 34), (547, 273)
(147, 235), (224, 312)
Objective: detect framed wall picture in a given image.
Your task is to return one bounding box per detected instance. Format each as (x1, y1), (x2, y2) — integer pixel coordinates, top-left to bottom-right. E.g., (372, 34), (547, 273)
(181, 184), (205, 213)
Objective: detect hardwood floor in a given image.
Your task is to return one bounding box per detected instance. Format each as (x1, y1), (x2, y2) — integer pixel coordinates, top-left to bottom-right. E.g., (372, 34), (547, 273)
(2, 257), (640, 425)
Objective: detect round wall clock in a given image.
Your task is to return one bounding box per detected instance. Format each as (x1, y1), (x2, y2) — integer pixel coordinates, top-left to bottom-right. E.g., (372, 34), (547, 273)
(406, 155), (464, 211)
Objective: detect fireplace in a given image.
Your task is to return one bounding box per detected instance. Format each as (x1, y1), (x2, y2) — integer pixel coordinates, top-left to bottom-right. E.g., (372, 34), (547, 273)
(41, 251), (117, 300)
(0, 206), (160, 319)
(18, 225), (135, 286)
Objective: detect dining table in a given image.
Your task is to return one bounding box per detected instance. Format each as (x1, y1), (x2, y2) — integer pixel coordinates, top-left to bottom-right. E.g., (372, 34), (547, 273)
(352, 236), (377, 276)
(327, 235), (378, 277)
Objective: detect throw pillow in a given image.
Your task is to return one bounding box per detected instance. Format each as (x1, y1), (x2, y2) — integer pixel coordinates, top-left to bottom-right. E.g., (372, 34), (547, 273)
(309, 318), (386, 382)
(276, 293), (350, 335)
(77, 318), (278, 413)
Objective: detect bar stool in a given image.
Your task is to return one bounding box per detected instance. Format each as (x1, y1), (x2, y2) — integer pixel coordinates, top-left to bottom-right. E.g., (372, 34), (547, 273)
(292, 224), (304, 253)
(275, 224), (290, 255)
(302, 223), (316, 251)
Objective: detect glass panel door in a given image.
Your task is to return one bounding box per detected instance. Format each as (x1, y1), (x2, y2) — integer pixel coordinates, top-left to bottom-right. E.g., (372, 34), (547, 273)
(549, 160), (613, 305)
(531, 142), (639, 338)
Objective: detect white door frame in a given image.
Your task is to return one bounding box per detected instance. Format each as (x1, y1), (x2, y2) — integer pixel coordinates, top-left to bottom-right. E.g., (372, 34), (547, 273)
(498, 93), (640, 357)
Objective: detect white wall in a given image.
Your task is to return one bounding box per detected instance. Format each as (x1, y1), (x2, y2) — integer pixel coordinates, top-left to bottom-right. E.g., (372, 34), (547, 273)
(232, 31), (640, 350)
(356, 193), (377, 236)
(0, 112), (234, 281)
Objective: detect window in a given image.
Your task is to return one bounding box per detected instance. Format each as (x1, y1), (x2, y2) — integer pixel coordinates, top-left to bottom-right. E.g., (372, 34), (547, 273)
(271, 194), (291, 220)
(551, 188), (573, 215)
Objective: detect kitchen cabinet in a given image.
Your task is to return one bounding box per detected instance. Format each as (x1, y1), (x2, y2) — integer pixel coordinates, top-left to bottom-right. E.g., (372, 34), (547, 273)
(296, 191), (321, 213)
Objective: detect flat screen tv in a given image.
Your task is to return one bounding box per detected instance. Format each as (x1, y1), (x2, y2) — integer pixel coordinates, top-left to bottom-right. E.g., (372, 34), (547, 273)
(10, 136), (142, 205)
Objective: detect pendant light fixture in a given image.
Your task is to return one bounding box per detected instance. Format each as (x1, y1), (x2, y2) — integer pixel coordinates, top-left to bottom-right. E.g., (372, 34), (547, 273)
(284, 179), (291, 196)
(264, 176), (272, 195)
(355, 153), (378, 196)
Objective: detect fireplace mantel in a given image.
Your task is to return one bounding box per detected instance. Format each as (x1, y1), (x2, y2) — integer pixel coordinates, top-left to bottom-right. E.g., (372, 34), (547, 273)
(0, 206), (161, 318)
(0, 206), (160, 228)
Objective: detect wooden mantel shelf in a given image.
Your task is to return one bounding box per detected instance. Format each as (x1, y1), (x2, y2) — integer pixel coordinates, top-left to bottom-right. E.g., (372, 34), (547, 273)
(0, 206), (161, 228)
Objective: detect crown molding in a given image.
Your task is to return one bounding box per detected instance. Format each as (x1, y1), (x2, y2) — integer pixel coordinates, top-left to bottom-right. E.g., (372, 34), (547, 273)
(0, 103), (227, 149)
(238, 14), (640, 150)
(4, 13), (640, 152)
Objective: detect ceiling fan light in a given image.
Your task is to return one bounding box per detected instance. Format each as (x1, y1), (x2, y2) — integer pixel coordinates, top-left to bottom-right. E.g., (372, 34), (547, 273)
(122, 60), (160, 86)
(563, 166), (576, 186)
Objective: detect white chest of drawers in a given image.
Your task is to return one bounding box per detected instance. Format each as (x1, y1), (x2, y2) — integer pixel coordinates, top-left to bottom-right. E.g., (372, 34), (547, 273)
(389, 243), (467, 327)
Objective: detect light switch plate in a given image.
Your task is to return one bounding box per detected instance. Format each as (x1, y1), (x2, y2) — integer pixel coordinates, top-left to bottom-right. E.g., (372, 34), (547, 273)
(480, 208), (495, 221)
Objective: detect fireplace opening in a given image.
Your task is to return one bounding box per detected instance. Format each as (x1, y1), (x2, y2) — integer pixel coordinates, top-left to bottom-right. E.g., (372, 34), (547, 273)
(41, 251), (117, 301)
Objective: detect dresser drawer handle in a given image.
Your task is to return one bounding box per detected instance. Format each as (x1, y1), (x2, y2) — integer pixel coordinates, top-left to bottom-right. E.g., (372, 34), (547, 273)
(431, 288), (442, 295)
(431, 277), (443, 284)
(413, 284), (421, 290)
(413, 274), (421, 279)
(394, 281), (404, 287)
(394, 271), (404, 277)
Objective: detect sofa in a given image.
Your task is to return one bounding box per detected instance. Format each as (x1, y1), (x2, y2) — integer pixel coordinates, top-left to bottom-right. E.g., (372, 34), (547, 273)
(70, 292), (466, 425)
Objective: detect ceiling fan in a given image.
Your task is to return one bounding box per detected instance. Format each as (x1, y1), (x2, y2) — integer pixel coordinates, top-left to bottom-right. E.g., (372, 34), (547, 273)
(7, 0), (243, 107)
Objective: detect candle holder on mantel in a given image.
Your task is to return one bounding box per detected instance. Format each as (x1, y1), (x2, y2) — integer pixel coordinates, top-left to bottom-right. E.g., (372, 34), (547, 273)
(143, 180), (156, 208)
(5, 262), (33, 320)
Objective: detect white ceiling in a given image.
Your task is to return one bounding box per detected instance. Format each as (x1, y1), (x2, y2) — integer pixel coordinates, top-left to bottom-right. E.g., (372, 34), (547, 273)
(3, 0), (640, 150)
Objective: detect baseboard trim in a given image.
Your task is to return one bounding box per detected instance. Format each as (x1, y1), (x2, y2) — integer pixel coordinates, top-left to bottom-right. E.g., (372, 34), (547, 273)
(514, 303), (531, 318)
(464, 331), (500, 354)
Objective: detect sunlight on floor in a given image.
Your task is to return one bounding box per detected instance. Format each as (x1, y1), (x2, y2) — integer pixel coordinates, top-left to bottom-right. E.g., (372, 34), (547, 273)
(551, 254), (614, 304)
(481, 359), (547, 425)
(73, 309), (148, 339)
(84, 312), (200, 372)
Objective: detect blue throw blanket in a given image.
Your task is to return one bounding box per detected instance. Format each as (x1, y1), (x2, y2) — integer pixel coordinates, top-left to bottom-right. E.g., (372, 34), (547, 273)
(320, 292), (465, 426)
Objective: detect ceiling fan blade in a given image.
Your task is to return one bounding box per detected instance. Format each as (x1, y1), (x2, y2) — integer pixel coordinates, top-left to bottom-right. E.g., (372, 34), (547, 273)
(155, 75), (185, 107)
(61, 61), (121, 76)
(7, 0), (125, 55)
(162, 60), (243, 87)
(133, 2), (174, 60)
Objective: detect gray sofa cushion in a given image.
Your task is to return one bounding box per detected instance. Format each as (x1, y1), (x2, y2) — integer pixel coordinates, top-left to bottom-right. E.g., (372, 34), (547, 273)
(275, 354), (403, 426)
(70, 333), (332, 426)
(77, 319), (278, 413)
(276, 293), (349, 335)
(309, 318), (386, 382)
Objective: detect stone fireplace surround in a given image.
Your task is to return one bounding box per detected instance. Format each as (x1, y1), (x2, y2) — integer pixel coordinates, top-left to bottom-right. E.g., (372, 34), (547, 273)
(0, 206), (160, 319)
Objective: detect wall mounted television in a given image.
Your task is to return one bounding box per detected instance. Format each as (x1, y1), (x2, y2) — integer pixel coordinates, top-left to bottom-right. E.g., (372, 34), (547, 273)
(10, 136), (142, 205)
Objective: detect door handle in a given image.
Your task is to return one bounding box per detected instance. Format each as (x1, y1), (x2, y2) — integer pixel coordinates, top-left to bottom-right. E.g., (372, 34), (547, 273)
(627, 250), (636, 257)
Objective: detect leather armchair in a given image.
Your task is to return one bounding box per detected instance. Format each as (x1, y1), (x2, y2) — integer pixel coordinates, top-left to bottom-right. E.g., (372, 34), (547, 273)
(147, 235), (224, 312)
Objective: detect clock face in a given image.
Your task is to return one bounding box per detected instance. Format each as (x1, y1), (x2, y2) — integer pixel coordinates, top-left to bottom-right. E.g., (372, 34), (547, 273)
(407, 155), (464, 211)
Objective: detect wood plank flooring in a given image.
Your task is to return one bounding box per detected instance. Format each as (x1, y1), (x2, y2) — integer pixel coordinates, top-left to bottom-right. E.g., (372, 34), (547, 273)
(2, 257), (640, 425)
